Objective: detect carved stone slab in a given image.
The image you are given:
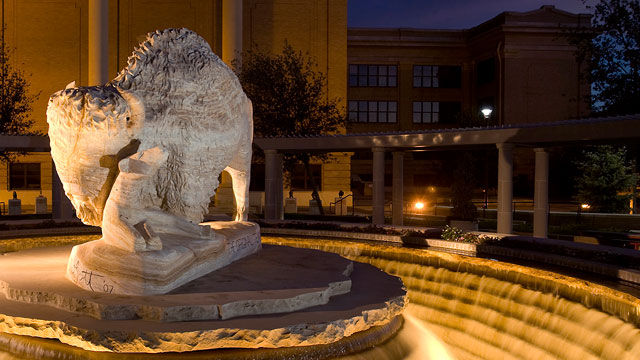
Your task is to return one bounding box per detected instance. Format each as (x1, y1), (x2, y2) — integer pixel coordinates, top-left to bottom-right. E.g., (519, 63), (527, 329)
(65, 222), (261, 296)
(0, 244), (406, 353)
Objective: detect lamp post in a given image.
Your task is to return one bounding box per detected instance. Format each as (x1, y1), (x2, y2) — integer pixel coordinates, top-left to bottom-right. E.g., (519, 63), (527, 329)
(480, 107), (493, 220)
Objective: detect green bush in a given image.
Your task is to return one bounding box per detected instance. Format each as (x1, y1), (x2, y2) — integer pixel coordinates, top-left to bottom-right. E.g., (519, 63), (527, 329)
(441, 225), (500, 245)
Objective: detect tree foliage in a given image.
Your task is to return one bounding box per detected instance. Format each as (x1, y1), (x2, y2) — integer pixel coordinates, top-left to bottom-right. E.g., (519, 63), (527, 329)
(574, 145), (638, 213)
(237, 43), (346, 213)
(0, 33), (39, 162)
(449, 152), (478, 221)
(567, 0), (640, 115)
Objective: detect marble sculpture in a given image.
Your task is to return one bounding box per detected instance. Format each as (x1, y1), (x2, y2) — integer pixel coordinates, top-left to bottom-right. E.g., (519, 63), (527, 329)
(46, 28), (260, 295)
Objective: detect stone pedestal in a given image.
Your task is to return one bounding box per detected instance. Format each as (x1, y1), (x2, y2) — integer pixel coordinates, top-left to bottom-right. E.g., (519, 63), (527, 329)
(284, 198), (297, 213)
(334, 197), (348, 215)
(35, 195), (47, 214)
(66, 222), (261, 295)
(0, 243), (406, 353)
(8, 198), (21, 215)
(309, 199), (321, 214)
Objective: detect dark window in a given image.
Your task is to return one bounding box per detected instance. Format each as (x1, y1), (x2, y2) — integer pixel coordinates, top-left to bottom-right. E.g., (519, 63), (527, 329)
(412, 101), (439, 123)
(439, 102), (462, 124)
(413, 65), (438, 88)
(413, 65), (462, 88)
(349, 64), (397, 87)
(290, 164), (321, 191)
(9, 163), (41, 190)
(412, 101), (461, 124)
(477, 58), (495, 85)
(438, 66), (462, 88)
(349, 100), (397, 123)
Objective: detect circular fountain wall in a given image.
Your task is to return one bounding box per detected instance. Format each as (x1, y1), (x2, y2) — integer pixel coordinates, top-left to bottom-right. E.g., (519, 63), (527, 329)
(263, 236), (640, 360)
(1, 234), (639, 360)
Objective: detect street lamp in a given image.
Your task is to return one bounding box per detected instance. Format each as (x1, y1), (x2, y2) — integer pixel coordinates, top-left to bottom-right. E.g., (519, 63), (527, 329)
(481, 107), (493, 119)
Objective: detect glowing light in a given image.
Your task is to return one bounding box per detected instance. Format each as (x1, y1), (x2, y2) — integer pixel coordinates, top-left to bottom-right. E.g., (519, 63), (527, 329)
(581, 204), (591, 210)
(481, 107), (493, 118)
(414, 202), (425, 210)
(428, 186), (436, 193)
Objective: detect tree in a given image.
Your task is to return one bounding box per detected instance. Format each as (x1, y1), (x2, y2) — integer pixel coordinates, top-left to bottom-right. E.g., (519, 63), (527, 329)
(566, 0), (640, 115)
(574, 145), (638, 213)
(449, 152), (478, 221)
(237, 43), (346, 215)
(0, 28), (39, 163)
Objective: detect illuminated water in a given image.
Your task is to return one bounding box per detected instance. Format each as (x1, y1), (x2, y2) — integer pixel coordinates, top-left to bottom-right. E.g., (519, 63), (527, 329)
(1, 234), (639, 359)
(264, 236), (640, 360)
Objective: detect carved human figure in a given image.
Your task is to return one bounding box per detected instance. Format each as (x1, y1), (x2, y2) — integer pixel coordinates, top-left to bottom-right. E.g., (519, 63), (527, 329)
(47, 28), (253, 253)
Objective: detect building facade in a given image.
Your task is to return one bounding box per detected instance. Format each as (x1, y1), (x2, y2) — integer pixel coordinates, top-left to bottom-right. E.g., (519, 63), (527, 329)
(346, 6), (590, 204)
(0, 0), (348, 212)
(0, 2), (588, 215)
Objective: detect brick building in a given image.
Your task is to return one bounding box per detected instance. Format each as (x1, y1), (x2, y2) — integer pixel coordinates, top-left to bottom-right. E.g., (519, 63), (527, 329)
(0, 1), (588, 215)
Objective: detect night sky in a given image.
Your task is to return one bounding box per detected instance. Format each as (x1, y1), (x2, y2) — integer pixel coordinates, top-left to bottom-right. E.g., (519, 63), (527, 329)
(348, 0), (593, 29)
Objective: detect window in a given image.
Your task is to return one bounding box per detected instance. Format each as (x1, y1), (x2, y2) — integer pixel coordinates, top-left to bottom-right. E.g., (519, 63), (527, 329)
(9, 163), (41, 190)
(412, 101), (461, 124)
(349, 64), (397, 87)
(477, 57), (495, 85)
(413, 65), (462, 88)
(413, 65), (438, 88)
(413, 101), (439, 123)
(348, 100), (397, 123)
(290, 164), (321, 191)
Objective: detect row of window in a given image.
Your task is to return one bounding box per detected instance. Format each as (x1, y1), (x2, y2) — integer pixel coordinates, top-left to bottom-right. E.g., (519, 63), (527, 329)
(348, 101), (461, 124)
(349, 64), (463, 88)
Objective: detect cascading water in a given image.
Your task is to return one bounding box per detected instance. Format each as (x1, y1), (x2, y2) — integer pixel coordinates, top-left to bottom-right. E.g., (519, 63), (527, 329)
(263, 236), (640, 360)
(1, 234), (639, 360)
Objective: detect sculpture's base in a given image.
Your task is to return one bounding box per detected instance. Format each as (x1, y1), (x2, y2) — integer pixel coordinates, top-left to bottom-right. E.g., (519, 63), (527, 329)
(0, 244), (406, 353)
(66, 221), (261, 295)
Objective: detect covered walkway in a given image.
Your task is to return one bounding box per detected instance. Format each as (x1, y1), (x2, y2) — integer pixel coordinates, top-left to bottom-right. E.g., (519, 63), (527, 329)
(254, 114), (640, 236)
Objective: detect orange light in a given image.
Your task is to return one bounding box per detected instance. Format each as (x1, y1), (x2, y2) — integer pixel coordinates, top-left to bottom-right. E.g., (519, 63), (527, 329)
(581, 204), (591, 210)
(414, 202), (425, 210)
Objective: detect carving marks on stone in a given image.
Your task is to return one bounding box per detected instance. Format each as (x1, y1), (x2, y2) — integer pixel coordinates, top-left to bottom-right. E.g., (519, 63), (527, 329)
(70, 259), (116, 294)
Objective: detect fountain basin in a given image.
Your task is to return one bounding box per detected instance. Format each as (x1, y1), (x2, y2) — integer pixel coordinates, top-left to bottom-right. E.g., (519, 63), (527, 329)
(0, 243), (406, 353)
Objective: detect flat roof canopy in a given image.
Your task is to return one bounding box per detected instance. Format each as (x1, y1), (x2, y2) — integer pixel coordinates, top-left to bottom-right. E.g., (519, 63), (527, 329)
(254, 114), (640, 152)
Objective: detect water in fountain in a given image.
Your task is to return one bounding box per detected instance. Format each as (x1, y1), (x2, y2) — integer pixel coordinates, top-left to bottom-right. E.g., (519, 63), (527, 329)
(1, 234), (639, 359)
(263, 236), (640, 360)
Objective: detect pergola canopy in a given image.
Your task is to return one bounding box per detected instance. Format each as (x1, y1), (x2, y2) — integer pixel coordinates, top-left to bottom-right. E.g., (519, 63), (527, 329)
(253, 114), (640, 152)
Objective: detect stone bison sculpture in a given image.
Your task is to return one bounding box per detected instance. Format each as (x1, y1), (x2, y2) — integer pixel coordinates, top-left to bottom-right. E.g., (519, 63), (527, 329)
(46, 28), (258, 295)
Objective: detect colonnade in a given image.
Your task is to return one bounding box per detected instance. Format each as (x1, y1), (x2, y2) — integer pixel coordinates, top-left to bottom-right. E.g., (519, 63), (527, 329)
(264, 144), (551, 237)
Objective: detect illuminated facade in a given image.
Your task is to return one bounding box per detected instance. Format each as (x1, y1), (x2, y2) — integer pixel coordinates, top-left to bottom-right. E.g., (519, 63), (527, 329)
(0, 2), (587, 214)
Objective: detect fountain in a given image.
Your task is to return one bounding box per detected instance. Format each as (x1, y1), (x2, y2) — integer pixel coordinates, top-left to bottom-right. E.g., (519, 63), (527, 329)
(1, 27), (639, 359)
(1, 233), (639, 359)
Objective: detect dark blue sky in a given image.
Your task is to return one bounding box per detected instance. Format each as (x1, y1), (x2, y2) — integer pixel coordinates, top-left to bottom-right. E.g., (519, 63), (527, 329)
(348, 0), (593, 29)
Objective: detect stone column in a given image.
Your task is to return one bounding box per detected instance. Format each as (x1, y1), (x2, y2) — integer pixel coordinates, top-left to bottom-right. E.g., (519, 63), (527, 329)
(88, 0), (109, 85)
(533, 148), (549, 238)
(264, 149), (283, 220)
(392, 151), (404, 226)
(372, 147), (385, 225)
(222, 0), (243, 68)
(496, 143), (514, 234)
